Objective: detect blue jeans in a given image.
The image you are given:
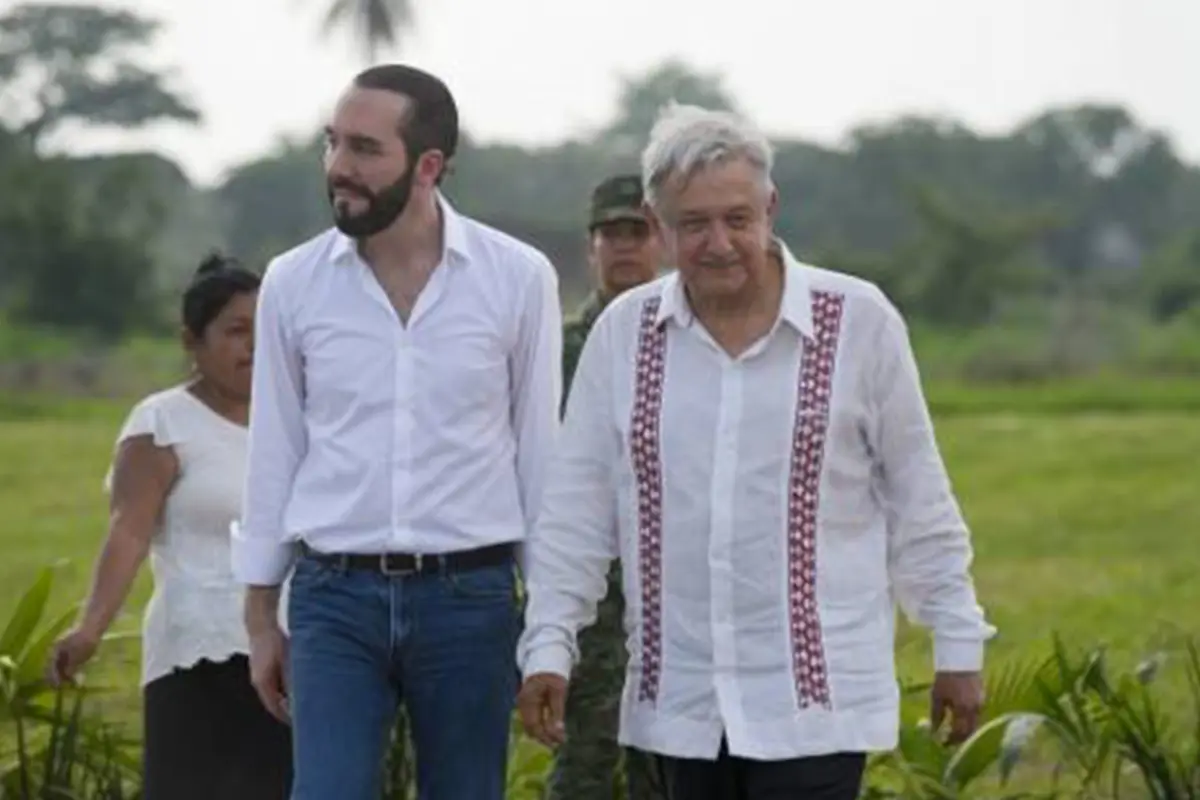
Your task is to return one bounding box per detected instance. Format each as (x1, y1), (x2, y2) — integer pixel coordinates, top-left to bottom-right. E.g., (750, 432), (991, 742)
(286, 554), (520, 800)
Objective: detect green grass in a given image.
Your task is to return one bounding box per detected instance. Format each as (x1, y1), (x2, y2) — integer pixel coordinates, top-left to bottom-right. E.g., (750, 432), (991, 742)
(894, 410), (1200, 678)
(2, 382), (1198, 788)
(924, 374), (1200, 415)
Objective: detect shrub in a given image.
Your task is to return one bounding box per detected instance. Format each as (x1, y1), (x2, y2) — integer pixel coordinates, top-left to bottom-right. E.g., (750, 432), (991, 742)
(0, 567), (140, 799)
(9, 564), (1198, 798)
(866, 635), (1200, 799)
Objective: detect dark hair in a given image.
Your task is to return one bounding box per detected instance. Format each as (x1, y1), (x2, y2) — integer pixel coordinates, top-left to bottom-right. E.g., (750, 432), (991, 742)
(182, 251), (260, 338)
(353, 64), (459, 184)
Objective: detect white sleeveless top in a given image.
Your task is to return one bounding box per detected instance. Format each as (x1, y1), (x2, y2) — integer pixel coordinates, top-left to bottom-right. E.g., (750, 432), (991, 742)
(107, 384), (256, 687)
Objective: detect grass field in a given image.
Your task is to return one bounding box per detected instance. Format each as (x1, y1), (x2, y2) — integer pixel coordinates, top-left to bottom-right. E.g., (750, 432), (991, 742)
(2, 379), (1198, 789)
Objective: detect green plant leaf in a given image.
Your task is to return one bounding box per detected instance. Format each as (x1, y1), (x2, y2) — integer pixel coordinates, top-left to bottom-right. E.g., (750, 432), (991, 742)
(0, 566), (54, 659)
(14, 604), (78, 688)
(943, 711), (1043, 788)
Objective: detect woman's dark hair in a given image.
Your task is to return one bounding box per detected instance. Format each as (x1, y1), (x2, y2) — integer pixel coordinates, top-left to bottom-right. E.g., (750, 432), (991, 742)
(182, 251), (260, 338)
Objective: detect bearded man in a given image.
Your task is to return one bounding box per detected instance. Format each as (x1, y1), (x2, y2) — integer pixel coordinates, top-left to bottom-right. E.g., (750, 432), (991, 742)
(232, 64), (562, 800)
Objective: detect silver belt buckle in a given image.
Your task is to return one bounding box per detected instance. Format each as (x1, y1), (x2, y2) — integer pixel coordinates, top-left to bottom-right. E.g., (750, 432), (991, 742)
(380, 552), (421, 576)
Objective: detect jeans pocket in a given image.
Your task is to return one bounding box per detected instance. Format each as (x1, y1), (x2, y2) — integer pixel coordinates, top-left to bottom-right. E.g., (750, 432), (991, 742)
(444, 564), (516, 600)
(290, 557), (339, 591)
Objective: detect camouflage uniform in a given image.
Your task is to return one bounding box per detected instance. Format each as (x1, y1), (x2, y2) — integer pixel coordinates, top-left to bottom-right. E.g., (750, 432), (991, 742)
(560, 291), (605, 412)
(545, 177), (665, 800)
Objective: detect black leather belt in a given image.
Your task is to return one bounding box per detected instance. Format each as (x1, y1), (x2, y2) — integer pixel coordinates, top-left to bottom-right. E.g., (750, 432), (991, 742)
(298, 540), (515, 576)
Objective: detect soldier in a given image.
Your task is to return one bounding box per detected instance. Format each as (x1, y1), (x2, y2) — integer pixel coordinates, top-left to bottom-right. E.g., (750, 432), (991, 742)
(561, 175), (665, 401)
(545, 174), (665, 800)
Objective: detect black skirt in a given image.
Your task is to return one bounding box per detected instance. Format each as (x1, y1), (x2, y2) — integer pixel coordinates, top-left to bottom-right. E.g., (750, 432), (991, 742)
(142, 654), (292, 800)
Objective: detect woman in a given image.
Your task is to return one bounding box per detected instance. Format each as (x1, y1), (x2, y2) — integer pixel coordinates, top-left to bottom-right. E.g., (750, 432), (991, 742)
(47, 253), (292, 799)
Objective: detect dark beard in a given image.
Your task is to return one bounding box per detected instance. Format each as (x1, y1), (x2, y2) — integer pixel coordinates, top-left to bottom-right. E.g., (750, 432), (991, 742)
(328, 169), (414, 238)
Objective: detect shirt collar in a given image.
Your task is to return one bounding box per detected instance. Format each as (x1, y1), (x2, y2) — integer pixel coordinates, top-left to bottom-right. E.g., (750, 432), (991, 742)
(329, 190), (470, 267)
(653, 237), (814, 339)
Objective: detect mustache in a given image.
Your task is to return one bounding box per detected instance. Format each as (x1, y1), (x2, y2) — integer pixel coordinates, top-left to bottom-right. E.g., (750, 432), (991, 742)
(328, 180), (372, 199)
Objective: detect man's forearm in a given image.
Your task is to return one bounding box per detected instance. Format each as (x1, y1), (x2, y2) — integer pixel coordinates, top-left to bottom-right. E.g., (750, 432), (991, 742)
(244, 585), (282, 636)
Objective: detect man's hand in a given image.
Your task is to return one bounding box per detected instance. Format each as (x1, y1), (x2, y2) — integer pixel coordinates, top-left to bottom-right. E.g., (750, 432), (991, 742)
(248, 626), (290, 724)
(931, 671), (984, 745)
(517, 672), (568, 747)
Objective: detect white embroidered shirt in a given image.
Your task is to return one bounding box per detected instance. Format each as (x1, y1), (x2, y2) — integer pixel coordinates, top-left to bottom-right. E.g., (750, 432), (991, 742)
(517, 242), (996, 760)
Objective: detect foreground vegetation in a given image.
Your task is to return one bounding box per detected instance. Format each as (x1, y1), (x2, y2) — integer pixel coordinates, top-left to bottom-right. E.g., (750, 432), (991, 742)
(1, 382), (1197, 797)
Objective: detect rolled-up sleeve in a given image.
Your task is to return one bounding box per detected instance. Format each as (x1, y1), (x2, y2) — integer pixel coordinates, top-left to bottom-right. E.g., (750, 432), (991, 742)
(232, 260), (306, 586)
(517, 315), (620, 681)
(867, 301), (996, 673)
(509, 255), (563, 564)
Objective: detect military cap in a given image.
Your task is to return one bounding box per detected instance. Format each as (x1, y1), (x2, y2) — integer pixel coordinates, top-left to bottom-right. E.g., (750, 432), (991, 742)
(588, 174), (648, 228)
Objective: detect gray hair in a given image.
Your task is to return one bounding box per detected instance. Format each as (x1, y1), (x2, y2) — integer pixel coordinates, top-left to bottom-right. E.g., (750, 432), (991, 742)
(640, 103), (775, 215)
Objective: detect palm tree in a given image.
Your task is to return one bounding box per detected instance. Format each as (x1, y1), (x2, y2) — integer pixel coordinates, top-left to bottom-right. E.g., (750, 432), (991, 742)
(318, 0), (415, 63)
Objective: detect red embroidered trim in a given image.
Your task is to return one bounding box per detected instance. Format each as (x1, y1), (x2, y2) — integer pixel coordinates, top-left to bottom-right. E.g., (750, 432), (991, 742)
(786, 290), (845, 709)
(630, 297), (667, 703)
(628, 290), (845, 710)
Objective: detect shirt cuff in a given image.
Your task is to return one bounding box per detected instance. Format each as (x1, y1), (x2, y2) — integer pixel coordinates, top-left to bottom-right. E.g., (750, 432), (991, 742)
(521, 642), (574, 682)
(230, 524), (296, 586)
(934, 636), (986, 673)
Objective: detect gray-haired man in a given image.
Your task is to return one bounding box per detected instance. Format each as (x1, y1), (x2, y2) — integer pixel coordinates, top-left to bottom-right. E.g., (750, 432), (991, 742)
(516, 104), (994, 799)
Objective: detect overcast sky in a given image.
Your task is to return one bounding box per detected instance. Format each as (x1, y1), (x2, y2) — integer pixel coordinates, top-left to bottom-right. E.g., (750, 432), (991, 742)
(49, 0), (1198, 186)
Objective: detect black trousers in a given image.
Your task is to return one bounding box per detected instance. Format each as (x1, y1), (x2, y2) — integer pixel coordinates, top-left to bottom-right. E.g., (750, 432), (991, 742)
(653, 739), (865, 800)
(142, 655), (292, 800)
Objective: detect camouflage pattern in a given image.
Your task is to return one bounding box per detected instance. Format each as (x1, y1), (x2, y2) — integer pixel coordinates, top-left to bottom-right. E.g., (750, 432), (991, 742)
(547, 292), (665, 800)
(560, 292), (605, 414)
(588, 174), (649, 229)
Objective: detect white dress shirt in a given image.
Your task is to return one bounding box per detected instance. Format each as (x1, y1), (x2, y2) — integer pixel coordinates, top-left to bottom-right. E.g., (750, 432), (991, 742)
(517, 241), (995, 761)
(231, 196), (562, 586)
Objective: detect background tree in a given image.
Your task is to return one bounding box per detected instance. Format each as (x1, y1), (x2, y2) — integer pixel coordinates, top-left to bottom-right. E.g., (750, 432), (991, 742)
(0, 3), (199, 338)
(899, 185), (1061, 328)
(315, 0), (415, 63)
(0, 3), (199, 150)
(1141, 229), (1200, 322)
(0, 151), (161, 340)
(216, 134), (329, 268)
(2, 39), (1198, 377)
(598, 59), (738, 158)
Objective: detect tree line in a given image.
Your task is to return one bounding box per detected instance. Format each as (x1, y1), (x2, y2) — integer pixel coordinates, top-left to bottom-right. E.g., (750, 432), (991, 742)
(1, 3), (1197, 380)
